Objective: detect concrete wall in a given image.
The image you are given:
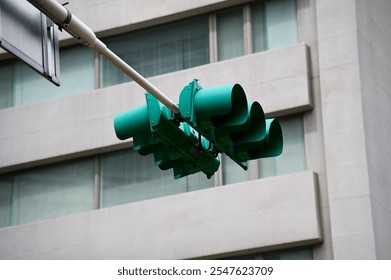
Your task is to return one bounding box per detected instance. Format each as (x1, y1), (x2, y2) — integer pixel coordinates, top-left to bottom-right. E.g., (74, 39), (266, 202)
(0, 171), (321, 259)
(0, 0), (323, 260)
(316, 0), (376, 259)
(4, 0), (389, 260)
(297, 0), (332, 259)
(356, 0), (391, 259)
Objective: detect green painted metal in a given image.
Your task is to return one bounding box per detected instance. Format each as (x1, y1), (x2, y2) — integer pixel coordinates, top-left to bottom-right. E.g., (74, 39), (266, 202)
(114, 79), (283, 179)
(233, 118), (283, 162)
(114, 93), (220, 179)
(194, 84), (248, 130)
(178, 79), (283, 171)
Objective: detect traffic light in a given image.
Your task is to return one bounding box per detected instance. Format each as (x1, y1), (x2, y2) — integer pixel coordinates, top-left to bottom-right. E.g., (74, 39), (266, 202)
(114, 79), (282, 179)
(114, 93), (220, 179)
(178, 79), (283, 170)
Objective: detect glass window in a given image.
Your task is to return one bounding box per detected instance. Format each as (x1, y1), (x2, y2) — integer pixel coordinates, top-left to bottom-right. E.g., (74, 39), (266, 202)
(55, 46), (96, 96)
(101, 15), (209, 88)
(100, 150), (214, 208)
(13, 46), (95, 106)
(251, 1), (267, 52)
(216, 0), (297, 59)
(216, 7), (244, 61)
(221, 247), (313, 260)
(0, 158), (95, 227)
(252, 0), (298, 52)
(0, 46), (95, 108)
(264, 0), (297, 50)
(186, 171), (215, 192)
(259, 115), (306, 178)
(263, 247), (313, 260)
(222, 154), (251, 185)
(0, 62), (13, 109)
(0, 177), (13, 228)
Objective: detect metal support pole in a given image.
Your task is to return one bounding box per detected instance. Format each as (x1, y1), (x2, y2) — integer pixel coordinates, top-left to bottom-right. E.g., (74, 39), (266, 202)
(27, 0), (180, 115)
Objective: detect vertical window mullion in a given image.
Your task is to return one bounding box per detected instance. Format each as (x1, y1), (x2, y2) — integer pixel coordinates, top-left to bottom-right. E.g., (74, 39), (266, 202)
(215, 155), (223, 187)
(11, 177), (18, 226)
(94, 52), (101, 89)
(243, 4), (253, 55)
(94, 156), (101, 210)
(249, 160), (259, 181)
(209, 13), (218, 63)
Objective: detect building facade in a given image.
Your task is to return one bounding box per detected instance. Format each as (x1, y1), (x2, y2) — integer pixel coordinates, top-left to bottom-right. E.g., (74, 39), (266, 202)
(0, 0), (390, 259)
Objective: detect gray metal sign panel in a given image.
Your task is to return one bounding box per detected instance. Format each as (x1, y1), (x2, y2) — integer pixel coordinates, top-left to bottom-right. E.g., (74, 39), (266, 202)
(0, 0), (60, 85)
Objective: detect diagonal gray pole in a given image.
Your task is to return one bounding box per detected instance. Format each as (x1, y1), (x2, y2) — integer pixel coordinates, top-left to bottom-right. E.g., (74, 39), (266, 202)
(27, 0), (180, 115)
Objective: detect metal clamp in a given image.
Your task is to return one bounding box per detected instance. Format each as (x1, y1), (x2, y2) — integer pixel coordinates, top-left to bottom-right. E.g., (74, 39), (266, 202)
(59, 7), (72, 31)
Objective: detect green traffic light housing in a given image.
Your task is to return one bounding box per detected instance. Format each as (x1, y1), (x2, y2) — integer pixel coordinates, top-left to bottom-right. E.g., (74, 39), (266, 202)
(114, 79), (283, 179)
(114, 93), (220, 179)
(178, 79), (283, 171)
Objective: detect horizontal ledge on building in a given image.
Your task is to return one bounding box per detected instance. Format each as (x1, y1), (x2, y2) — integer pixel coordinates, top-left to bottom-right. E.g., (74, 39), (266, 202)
(0, 43), (312, 172)
(0, 170), (322, 260)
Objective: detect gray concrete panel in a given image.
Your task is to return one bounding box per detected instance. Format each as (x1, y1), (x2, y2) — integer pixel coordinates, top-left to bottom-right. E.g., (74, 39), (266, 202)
(356, 0), (391, 259)
(0, 171), (321, 259)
